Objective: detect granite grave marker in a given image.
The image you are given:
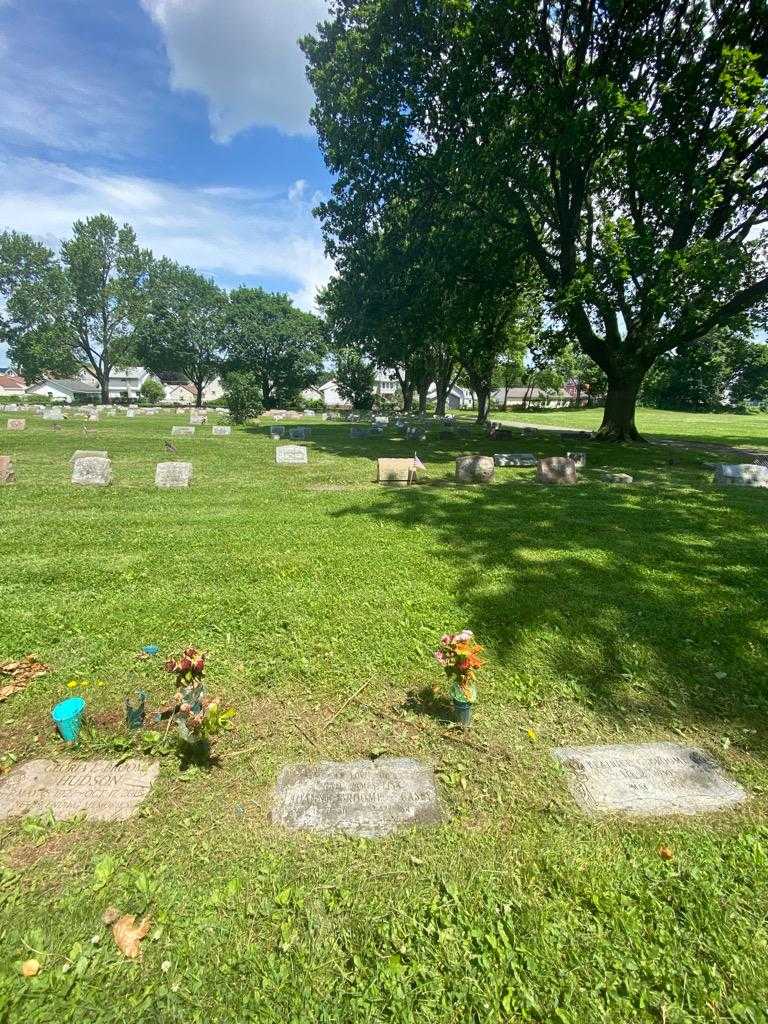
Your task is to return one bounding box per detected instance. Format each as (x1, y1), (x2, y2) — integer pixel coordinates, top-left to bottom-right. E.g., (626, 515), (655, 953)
(71, 456), (112, 486)
(455, 455), (495, 484)
(537, 457), (577, 485)
(276, 445), (308, 465)
(155, 461), (193, 488)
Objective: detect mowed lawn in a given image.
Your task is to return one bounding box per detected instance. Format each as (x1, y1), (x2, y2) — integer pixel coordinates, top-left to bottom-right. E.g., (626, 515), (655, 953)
(1, 410), (768, 1023)
(488, 405), (768, 450)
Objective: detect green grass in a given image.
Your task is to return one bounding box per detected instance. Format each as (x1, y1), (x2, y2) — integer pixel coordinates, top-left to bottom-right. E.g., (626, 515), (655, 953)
(487, 405), (768, 449)
(1, 410), (768, 1023)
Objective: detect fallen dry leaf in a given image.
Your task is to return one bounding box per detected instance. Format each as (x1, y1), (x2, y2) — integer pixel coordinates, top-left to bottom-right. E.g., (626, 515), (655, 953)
(21, 959), (40, 977)
(112, 915), (152, 959)
(658, 845), (674, 861)
(0, 656), (50, 703)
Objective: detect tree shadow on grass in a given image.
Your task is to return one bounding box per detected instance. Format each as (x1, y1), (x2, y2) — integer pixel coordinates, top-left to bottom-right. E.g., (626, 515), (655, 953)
(315, 437), (768, 740)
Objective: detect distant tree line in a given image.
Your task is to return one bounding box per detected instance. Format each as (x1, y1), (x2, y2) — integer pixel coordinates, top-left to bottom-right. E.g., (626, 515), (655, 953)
(0, 214), (326, 414)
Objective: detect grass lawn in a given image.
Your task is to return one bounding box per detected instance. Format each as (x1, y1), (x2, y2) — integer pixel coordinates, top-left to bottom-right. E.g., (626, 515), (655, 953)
(1, 410), (768, 1023)
(487, 405), (768, 450)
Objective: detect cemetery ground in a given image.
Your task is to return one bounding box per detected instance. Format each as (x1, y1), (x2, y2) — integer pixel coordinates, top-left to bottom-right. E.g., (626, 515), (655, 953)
(0, 410), (767, 1024)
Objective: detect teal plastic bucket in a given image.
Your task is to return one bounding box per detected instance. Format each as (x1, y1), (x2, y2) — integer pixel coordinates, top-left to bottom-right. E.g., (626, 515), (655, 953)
(52, 696), (85, 741)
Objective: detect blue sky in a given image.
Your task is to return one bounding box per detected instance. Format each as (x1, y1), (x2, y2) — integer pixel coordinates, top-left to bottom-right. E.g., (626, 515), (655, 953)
(0, 0), (333, 366)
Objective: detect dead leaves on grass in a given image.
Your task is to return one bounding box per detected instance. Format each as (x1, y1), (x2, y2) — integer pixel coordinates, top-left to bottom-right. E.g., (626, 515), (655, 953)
(102, 907), (152, 959)
(0, 656), (49, 703)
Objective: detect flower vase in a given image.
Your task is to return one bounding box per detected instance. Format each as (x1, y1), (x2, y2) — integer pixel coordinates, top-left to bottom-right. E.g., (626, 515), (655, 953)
(452, 700), (473, 729)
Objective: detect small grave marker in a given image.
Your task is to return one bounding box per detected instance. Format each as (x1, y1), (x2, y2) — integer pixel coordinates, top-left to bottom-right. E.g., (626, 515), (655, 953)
(713, 464), (768, 489)
(494, 452), (537, 468)
(71, 456), (112, 486)
(190, 413), (207, 425)
(377, 458), (415, 486)
(455, 455), (495, 484)
(552, 742), (747, 817)
(602, 472), (633, 484)
(270, 426), (286, 439)
(171, 426), (195, 438)
(155, 461), (193, 488)
(276, 445), (308, 465)
(43, 409), (64, 421)
(537, 456), (577, 485)
(566, 451), (587, 468)
(271, 757), (443, 838)
(0, 456), (15, 484)
(289, 426), (311, 440)
(6, 418), (25, 431)
(212, 425), (231, 436)
(0, 759), (159, 822)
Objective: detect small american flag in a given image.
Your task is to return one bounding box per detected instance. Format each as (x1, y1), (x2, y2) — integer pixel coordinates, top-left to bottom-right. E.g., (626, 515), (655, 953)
(413, 453), (426, 471)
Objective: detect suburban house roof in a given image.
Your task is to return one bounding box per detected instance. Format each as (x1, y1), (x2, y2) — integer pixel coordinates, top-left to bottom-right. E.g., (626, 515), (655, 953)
(0, 374), (26, 391)
(491, 386), (572, 400)
(32, 378), (100, 396)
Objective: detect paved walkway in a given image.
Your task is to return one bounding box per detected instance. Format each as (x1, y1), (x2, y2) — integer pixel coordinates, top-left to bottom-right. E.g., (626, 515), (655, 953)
(493, 418), (768, 460)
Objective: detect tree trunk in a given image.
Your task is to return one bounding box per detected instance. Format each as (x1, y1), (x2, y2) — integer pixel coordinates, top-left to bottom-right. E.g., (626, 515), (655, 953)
(195, 382), (204, 408)
(402, 387), (414, 413)
(475, 388), (490, 424)
(595, 375), (645, 441)
(502, 386), (509, 410)
(417, 381), (429, 414)
(434, 376), (452, 417)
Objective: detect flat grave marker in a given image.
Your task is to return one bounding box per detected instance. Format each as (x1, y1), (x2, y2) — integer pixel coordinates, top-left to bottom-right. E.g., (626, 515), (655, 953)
(289, 426), (311, 440)
(552, 742), (747, 817)
(0, 759), (159, 822)
(714, 464), (768, 489)
(6, 419), (25, 431)
(455, 455), (495, 484)
(70, 449), (108, 464)
(537, 456), (577, 485)
(271, 757), (443, 838)
(269, 426), (286, 439)
(212, 425), (231, 437)
(276, 444), (308, 465)
(43, 409), (65, 421)
(494, 452), (537, 468)
(155, 461), (193, 488)
(0, 456), (15, 484)
(71, 456), (112, 487)
(190, 413), (207, 426)
(602, 472), (633, 484)
(171, 426), (195, 438)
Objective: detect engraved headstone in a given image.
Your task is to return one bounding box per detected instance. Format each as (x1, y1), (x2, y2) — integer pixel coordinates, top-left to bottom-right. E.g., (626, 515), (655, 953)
(537, 456), (576, 485)
(70, 449), (108, 464)
(155, 461), (192, 488)
(377, 457), (415, 486)
(71, 456), (112, 486)
(212, 425), (231, 436)
(271, 757), (443, 838)
(0, 759), (159, 822)
(276, 445), (308, 465)
(6, 419), (25, 431)
(552, 742), (747, 817)
(494, 452), (537, 468)
(602, 472), (633, 484)
(126, 409), (136, 418)
(713, 464), (768, 489)
(190, 413), (207, 425)
(289, 426), (311, 440)
(43, 408), (64, 420)
(171, 426), (195, 438)
(566, 451), (587, 468)
(270, 426), (286, 439)
(455, 455), (495, 484)
(0, 456), (15, 484)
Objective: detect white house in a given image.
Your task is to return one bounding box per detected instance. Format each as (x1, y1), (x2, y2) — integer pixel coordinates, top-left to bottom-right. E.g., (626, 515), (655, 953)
(490, 386), (576, 409)
(105, 367), (151, 402)
(302, 380), (347, 408)
(162, 381), (198, 405)
(26, 378), (101, 404)
(427, 383), (474, 409)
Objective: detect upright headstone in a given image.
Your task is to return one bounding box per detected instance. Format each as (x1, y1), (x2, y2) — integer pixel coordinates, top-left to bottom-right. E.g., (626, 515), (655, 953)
(69, 450), (108, 464)
(713, 464), (768, 489)
(0, 456), (15, 484)
(0, 759), (159, 822)
(190, 413), (207, 426)
(43, 408), (64, 421)
(126, 409), (136, 418)
(71, 456), (112, 486)
(271, 758), (443, 838)
(155, 462), (193, 489)
(536, 457), (577, 485)
(455, 455), (495, 484)
(494, 452), (537, 468)
(6, 419), (25, 431)
(377, 458), (415, 486)
(276, 445), (308, 465)
(552, 742), (747, 817)
(212, 425), (231, 436)
(171, 426), (195, 438)
(269, 426), (286, 439)
(289, 426), (311, 440)
(566, 451), (587, 468)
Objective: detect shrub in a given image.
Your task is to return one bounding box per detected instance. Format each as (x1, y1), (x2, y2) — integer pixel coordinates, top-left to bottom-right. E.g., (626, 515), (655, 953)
(222, 371), (264, 424)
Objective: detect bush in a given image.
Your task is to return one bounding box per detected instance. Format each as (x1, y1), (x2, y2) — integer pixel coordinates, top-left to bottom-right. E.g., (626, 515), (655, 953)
(223, 372), (264, 424)
(298, 397), (327, 414)
(139, 378), (165, 405)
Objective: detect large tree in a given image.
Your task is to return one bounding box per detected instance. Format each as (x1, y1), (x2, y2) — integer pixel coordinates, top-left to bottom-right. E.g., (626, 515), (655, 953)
(136, 259), (226, 407)
(304, 1), (768, 440)
(0, 215), (152, 403)
(224, 287), (326, 408)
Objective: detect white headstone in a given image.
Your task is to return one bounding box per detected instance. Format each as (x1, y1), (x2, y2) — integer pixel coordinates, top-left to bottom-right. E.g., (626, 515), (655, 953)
(70, 449), (108, 464)
(377, 457), (415, 485)
(552, 742), (747, 817)
(602, 472), (633, 484)
(494, 452), (536, 468)
(71, 456), (112, 486)
(190, 413), (207, 425)
(455, 455), (495, 484)
(43, 408), (64, 421)
(714, 464), (768, 489)
(276, 445), (308, 465)
(155, 461), (193, 488)
(566, 451), (587, 468)
(0, 759), (159, 822)
(271, 758), (443, 838)
(212, 425), (231, 436)
(171, 426), (195, 438)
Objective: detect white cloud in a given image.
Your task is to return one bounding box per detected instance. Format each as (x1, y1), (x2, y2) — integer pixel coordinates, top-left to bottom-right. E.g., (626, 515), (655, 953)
(141, 0), (328, 141)
(0, 155), (331, 310)
(289, 178), (307, 203)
